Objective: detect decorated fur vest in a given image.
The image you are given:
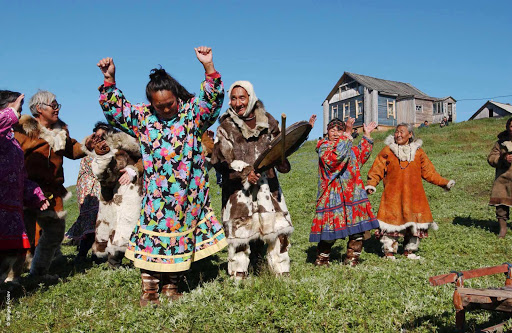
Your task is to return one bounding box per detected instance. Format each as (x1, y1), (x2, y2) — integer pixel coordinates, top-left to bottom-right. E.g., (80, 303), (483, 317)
(89, 131), (143, 258)
(13, 115), (85, 199)
(488, 131), (512, 206)
(366, 135), (453, 233)
(212, 101), (293, 245)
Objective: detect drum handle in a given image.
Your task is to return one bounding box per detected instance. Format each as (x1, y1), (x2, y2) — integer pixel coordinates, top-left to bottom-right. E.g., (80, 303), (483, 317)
(281, 114), (286, 164)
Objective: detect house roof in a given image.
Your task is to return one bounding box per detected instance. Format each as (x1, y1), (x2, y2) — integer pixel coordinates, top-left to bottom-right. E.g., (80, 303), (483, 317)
(469, 100), (512, 120)
(324, 72), (433, 103)
(435, 96), (457, 102)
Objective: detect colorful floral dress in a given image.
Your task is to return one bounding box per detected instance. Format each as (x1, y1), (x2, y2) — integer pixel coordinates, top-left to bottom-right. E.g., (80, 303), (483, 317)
(0, 107), (45, 251)
(99, 72), (227, 272)
(310, 135), (379, 242)
(65, 155), (100, 240)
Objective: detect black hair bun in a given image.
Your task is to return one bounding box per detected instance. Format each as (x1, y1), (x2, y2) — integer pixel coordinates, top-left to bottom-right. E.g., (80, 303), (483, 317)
(149, 66), (168, 81)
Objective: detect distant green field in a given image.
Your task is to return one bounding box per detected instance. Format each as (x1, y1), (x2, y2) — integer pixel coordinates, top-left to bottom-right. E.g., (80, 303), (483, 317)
(2, 118), (512, 332)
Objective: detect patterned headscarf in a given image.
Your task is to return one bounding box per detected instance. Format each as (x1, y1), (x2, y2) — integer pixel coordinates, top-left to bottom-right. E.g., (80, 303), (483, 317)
(327, 118), (345, 131)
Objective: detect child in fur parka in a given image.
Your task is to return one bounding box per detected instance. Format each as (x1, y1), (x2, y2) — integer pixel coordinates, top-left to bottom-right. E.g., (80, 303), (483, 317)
(366, 123), (455, 260)
(88, 130), (143, 268)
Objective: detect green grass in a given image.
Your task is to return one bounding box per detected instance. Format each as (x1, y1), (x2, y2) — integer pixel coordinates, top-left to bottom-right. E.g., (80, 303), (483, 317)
(2, 118), (512, 332)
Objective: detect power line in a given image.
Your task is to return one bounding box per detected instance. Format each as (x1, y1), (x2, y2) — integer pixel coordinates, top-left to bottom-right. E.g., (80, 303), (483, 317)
(457, 94), (512, 101)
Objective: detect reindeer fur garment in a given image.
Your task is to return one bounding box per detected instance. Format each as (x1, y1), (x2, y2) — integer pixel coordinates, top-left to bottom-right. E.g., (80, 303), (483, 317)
(89, 131), (143, 258)
(13, 115), (85, 200)
(488, 130), (512, 207)
(366, 135), (453, 233)
(211, 101), (293, 246)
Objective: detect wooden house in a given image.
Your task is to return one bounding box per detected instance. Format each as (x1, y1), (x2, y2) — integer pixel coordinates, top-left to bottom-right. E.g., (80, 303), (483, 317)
(322, 72), (456, 133)
(469, 100), (512, 120)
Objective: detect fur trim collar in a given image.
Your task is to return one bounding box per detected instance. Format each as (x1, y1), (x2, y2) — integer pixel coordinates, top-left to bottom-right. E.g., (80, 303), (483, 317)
(17, 115), (68, 152)
(384, 135), (423, 162)
(220, 100), (269, 139)
(501, 141), (512, 152)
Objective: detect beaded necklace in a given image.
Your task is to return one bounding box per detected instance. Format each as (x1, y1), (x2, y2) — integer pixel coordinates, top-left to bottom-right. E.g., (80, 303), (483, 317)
(398, 144), (413, 170)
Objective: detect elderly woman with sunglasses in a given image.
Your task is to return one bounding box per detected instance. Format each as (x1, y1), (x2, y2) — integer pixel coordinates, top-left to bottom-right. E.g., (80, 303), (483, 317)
(13, 90), (90, 278)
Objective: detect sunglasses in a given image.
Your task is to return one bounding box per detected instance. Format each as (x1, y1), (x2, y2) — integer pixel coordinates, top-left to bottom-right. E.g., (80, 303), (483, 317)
(42, 103), (61, 110)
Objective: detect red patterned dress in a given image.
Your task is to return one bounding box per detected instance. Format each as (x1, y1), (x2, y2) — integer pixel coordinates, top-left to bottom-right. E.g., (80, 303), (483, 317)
(310, 135), (379, 242)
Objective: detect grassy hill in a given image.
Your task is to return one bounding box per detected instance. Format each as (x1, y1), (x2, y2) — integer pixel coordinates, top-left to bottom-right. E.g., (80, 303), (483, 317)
(2, 118), (512, 332)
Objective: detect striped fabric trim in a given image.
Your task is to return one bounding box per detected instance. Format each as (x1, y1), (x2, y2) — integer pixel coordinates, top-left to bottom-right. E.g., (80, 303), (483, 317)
(315, 198), (371, 213)
(124, 238), (227, 273)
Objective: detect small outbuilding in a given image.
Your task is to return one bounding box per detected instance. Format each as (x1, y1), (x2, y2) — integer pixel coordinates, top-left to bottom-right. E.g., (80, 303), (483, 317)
(469, 100), (512, 120)
(322, 72), (456, 134)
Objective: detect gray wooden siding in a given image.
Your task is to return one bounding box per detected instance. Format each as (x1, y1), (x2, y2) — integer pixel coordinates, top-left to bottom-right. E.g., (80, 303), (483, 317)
(378, 95), (397, 126)
(397, 98), (415, 124)
(414, 99), (433, 124)
(473, 106), (511, 120)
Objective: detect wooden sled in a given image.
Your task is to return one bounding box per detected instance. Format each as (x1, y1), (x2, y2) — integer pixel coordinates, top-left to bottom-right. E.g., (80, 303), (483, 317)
(429, 263), (512, 332)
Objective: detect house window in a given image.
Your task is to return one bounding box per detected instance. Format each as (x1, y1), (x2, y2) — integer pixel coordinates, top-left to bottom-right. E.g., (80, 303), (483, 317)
(355, 100), (363, 118)
(331, 105), (338, 119)
(387, 100), (396, 119)
(343, 102), (350, 119)
(489, 108), (493, 118)
(416, 105), (423, 112)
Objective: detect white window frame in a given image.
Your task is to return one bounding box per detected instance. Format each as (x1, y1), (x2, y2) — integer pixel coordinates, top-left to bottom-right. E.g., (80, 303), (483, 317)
(387, 100), (396, 119)
(332, 105), (338, 119)
(343, 102), (350, 119)
(355, 100), (363, 118)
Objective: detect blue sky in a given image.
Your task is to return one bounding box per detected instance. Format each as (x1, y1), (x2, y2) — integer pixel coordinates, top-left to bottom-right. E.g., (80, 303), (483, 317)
(2, 0), (511, 186)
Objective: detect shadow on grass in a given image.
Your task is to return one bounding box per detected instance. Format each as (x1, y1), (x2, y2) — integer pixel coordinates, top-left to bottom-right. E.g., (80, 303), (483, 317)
(452, 216), (501, 235)
(405, 309), (511, 333)
(305, 235), (383, 265)
(0, 251), (102, 306)
(184, 239), (270, 291)
(305, 244), (343, 264)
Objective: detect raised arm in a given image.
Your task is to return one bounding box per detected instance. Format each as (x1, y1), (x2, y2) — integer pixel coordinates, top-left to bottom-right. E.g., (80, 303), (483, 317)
(193, 46), (224, 132)
(0, 94), (24, 135)
(319, 135), (353, 173)
(97, 57), (141, 137)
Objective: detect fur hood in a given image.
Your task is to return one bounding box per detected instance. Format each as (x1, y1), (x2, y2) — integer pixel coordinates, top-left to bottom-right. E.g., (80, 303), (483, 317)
(219, 100), (269, 139)
(384, 135), (423, 162)
(16, 115), (68, 151)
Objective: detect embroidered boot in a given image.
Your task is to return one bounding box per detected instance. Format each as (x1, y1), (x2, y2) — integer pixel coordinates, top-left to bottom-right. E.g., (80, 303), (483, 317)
(343, 236), (363, 267)
(498, 218), (508, 239)
(314, 240), (333, 267)
(140, 272), (161, 307)
(161, 273), (183, 301)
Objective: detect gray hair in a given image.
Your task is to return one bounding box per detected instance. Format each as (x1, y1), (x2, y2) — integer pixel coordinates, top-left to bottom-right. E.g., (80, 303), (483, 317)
(29, 90), (56, 116)
(396, 122), (415, 143)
